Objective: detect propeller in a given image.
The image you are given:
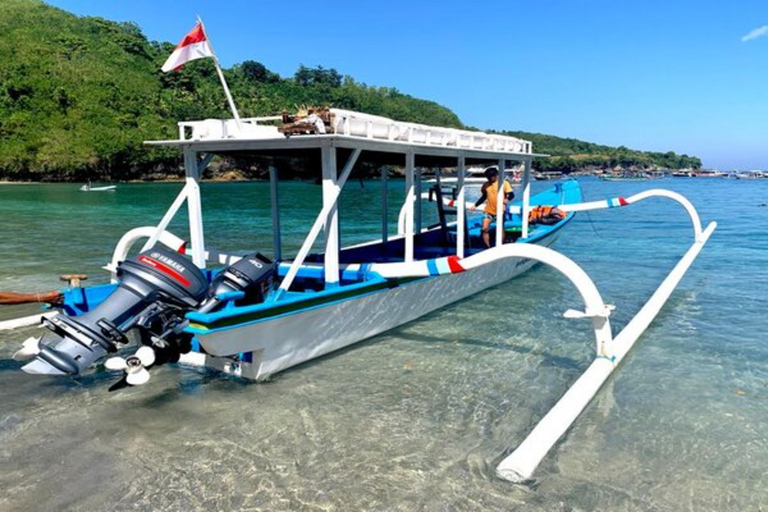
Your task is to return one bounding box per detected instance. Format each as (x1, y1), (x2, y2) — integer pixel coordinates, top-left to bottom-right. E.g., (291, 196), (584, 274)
(12, 336), (41, 361)
(104, 346), (156, 387)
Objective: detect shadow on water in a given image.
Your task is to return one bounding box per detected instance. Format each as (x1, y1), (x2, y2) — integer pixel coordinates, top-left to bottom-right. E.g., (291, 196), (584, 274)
(391, 330), (584, 371)
(0, 357), (22, 372)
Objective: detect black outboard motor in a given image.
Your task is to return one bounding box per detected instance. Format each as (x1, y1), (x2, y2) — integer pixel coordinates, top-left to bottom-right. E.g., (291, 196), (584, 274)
(21, 249), (277, 380)
(22, 247), (209, 376)
(199, 253), (276, 313)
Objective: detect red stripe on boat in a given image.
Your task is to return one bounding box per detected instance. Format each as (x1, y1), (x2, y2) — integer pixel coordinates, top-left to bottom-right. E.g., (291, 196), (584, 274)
(178, 242), (187, 255)
(447, 255), (465, 273)
(619, 197), (629, 206)
(138, 256), (191, 287)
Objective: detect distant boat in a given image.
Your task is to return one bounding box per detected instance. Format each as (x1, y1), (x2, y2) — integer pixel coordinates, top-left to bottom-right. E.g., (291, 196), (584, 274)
(600, 171), (661, 182)
(693, 170), (726, 178)
(601, 175), (648, 182)
(533, 171), (562, 181)
(80, 180), (117, 192)
(727, 170), (764, 180)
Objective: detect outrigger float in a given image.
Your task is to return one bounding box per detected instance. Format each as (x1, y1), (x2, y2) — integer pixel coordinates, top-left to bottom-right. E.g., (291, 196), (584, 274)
(3, 109), (715, 482)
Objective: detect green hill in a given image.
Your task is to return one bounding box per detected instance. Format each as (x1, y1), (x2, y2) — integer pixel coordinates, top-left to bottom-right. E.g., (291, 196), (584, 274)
(0, 0), (700, 181)
(500, 130), (700, 172)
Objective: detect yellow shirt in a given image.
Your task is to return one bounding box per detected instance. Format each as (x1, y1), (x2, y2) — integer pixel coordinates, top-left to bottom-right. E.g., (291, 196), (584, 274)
(485, 180), (513, 216)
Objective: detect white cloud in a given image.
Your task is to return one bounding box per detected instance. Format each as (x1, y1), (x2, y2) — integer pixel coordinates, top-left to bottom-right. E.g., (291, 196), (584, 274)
(741, 25), (768, 42)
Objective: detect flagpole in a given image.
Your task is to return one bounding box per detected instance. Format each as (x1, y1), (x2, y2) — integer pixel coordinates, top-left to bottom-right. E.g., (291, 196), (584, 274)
(196, 15), (242, 130)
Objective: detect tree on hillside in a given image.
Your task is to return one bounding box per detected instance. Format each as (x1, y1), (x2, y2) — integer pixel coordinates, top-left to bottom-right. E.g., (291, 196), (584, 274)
(240, 60), (280, 83)
(294, 65), (342, 87)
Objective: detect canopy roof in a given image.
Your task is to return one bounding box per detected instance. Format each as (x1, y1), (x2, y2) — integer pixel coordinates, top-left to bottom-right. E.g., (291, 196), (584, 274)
(146, 109), (546, 165)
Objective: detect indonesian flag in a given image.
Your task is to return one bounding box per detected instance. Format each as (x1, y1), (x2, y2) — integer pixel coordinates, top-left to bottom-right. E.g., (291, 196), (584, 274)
(161, 23), (214, 73)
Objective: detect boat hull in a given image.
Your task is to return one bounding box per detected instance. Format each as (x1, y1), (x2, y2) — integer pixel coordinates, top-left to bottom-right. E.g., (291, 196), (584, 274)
(195, 233), (560, 380)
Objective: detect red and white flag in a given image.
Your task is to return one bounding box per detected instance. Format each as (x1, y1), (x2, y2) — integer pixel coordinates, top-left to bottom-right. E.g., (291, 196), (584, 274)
(161, 22), (214, 73)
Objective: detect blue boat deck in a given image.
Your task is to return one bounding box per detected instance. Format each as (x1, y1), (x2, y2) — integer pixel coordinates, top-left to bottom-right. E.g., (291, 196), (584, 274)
(59, 181), (581, 332)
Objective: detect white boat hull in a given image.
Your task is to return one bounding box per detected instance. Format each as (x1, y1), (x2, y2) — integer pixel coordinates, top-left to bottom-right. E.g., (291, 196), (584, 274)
(80, 185), (117, 191)
(196, 234), (558, 380)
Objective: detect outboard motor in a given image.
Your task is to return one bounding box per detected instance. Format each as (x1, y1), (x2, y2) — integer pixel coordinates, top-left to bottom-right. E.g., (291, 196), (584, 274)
(198, 253), (276, 313)
(22, 247), (209, 376)
(19, 249), (277, 384)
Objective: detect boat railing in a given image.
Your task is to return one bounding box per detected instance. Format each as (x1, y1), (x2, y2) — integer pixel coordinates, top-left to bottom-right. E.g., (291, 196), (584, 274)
(329, 108), (531, 153)
(177, 116), (282, 141)
(174, 109), (532, 154)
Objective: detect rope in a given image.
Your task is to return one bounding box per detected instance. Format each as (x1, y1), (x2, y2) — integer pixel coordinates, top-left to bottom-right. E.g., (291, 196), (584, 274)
(580, 187), (604, 239)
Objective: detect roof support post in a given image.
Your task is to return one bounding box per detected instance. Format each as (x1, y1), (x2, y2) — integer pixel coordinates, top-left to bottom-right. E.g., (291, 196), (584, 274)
(521, 157), (532, 239)
(381, 166), (389, 243)
(404, 151), (415, 262)
(141, 183), (190, 253)
(415, 167), (422, 234)
(322, 146), (340, 287)
(277, 148), (360, 297)
(269, 165), (282, 261)
(143, 152), (213, 260)
(496, 158), (506, 247)
(183, 147), (207, 268)
(456, 156), (466, 257)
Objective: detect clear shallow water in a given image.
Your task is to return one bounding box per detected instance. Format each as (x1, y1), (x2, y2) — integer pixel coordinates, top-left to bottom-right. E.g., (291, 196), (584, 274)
(0, 178), (766, 511)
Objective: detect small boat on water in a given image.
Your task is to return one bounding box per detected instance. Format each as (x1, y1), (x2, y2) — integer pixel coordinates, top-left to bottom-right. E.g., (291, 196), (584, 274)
(693, 170), (726, 178)
(3, 107), (715, 483)
(600, 172), (651, 182)
(80, 180), (117, 192)
(727, 170), (765, 179)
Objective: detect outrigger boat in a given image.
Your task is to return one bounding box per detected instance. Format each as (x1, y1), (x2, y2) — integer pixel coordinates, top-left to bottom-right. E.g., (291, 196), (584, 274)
(3, 108), (715, 483)
(80, 180), (117, 192)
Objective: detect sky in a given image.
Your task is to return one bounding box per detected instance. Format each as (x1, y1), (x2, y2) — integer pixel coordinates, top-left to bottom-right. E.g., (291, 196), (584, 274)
(43, 0), (768, 170)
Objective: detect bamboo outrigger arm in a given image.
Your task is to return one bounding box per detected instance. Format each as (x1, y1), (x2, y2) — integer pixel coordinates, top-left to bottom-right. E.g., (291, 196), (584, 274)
(0, 291), (63, 306)
(496, 220), (716, 482)
(552, 189), (706, 241)
(421, 187), (707, 241)
(343, 191), (716, 483)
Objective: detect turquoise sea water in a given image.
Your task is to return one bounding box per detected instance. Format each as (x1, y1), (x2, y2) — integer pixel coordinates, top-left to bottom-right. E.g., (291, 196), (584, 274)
(0, 178), (766, 511)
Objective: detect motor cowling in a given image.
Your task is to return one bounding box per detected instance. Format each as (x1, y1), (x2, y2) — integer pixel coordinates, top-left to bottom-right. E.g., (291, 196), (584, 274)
(22, 247), (208, 376)
(21, 249), (277, 381)
(199, 253), (276, 313)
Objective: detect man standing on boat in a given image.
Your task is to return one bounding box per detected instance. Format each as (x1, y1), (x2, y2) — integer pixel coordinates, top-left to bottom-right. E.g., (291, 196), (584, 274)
(470, 167), (514, 247)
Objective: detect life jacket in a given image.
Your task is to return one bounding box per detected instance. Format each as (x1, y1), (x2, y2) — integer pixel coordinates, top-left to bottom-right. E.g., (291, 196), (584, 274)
(528, 206), (566, 225)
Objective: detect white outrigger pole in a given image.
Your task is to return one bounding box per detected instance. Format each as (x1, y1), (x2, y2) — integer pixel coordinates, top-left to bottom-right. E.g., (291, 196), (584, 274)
(495, 196), (716, 482)
(348, 189), (716, 482)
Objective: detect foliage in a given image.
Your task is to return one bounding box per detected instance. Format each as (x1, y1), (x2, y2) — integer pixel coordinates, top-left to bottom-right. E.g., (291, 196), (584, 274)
(499, 131), (702, 172)
(0, 0), (700, 180)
